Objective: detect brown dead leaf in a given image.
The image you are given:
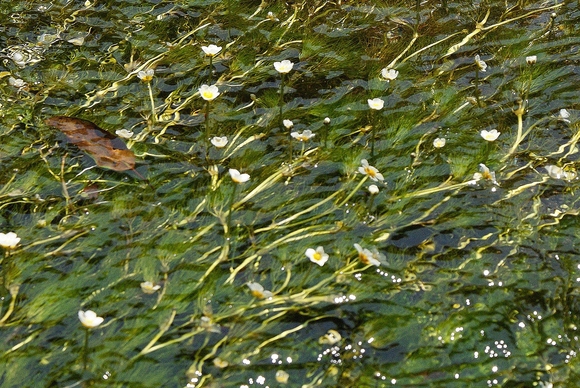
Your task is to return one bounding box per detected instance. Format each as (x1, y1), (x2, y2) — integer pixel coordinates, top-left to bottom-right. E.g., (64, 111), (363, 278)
(45, 116), (136, 172)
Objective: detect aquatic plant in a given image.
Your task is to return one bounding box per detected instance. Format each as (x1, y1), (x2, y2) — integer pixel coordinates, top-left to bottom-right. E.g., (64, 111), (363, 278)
(305, 246), (329, 266)
(480, 129), (501, 141)
(381, 68), (399, 81)
(199, 84), (220, 145)
(367, 98), (385, 110)
(1, 1), (579, 387)
(358, 159), (384, 182)
(78, 310), (104, 329)
(354, 243), (382, 267)
(0, 232), (20, 249)
(140, 281), (162, 294)
(137, 69), (157, 123)
(433, 137), (446, 148)
(210, 136), (228, 148)
(246, 282), (272, 299)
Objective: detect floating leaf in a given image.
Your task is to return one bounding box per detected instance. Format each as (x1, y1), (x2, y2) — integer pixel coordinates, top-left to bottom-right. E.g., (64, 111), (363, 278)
(45, 116), (136, 172)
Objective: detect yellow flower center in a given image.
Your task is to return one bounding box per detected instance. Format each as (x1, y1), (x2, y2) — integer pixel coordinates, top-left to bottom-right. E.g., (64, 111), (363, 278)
(312, 252), (322, 261)
(364, 166), (376, 177)
(358, 252), (370, 264)
(202, 91), (214, 100)
(251, 290), (264, 298)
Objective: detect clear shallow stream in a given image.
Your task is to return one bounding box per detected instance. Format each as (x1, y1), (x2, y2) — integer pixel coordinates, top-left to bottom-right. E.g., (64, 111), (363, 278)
(1, 1), (580, 387)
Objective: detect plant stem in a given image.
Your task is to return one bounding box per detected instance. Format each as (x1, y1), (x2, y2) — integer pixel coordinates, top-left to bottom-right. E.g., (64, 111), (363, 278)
(514, 100), (525, 145)
(474, 67), (481, 106)
(370, 113), (377, 159)
(503, 100), (525, 161)
(1, 250), (8, 289)
(0, 284), (18, 326)
(415, 0), (421, 24)
(288, 132), (293, 163)
(279, 74), (285, 129)
(367, 194), (376, 215)
(147, 83), (157, 123)
(523, 71), (532, 116)
(371, 127), (376, 159)
(83, 329), (90, 371)
(208, 56), (213, 84)
(336, 175), (368, 208)
(205, 101), (211, 146)
(227, 183), (238, 240)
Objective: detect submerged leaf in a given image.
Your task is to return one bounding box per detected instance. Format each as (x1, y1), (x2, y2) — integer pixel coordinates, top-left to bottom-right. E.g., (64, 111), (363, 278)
(45, 116), (136, 172)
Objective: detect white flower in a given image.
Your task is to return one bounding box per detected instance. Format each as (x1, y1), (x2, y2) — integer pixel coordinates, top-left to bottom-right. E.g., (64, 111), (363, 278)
(115, 129), (134, 139)
(537, 383), (553, 388)
(283, 119), (294, 129)
(7, 46), (44, 67)
(367, 98), (384, 110)
(369, 184), (379, 194)
(558, 108), (571, 123)
(358, 159), (384, 182)
(8, 77), (26, 88)
(468, 172), (482, 185)
(291, 130), (315, 142)
(201, 44), (222, 56)
(137, 69), (154, 82)
(78, 310), (104, 328)
(433, 138), (446, 148)
(140, 281), (161, 294)
(480, 129), (500, 141)
(305, 246), (329, 266)
(545, 165), (576, 180)
(0, 232), (20, 249)
(200, 316), (221, 333)
(474, 54), (487, 72)
(213, 358), (229, 368)
(478, 163), (499, 186)
(319, 329), (342, 345)
(67, 35), (86, 46)
(9, 51), (28, 67)
(275, 370), (290, 384)
(199, 84), (220, 101)
(273, 59), (293, 74)
(211, 136), (228, 148)
(246, 282), (273, 299)
(526, 55), (537, 65)
(229, 168), (250, 183)
(381, 67), (399, 81)
(354, 243), (381, 266)
(323, 117), (331, 124)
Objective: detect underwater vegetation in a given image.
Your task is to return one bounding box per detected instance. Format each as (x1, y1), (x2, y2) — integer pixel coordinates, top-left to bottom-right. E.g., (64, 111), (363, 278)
(1, 0), (580, 387)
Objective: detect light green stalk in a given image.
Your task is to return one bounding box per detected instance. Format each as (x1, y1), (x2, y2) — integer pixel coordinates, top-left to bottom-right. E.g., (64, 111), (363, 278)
(205, 101), (211, 148)
(83, 329), (89, 370)
(147, 82), (157, 123)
